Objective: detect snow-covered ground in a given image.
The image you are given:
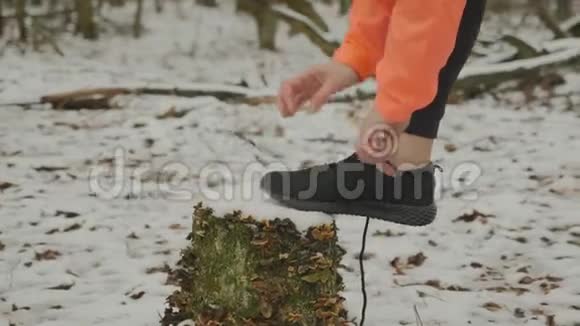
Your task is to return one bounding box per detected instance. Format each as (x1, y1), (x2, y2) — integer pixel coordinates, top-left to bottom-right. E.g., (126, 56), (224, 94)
(1, 4), (580, 326)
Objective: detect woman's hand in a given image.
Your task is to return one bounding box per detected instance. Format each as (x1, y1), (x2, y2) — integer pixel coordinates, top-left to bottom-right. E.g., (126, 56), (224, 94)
(277, 61), (359, 117)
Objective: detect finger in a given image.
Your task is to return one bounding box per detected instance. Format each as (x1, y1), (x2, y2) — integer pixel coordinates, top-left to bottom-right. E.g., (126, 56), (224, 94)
(376, 161), (397, 176)
(310, 82), (335, 111)
(279, 82), (296, 117)
(293, 92), (313, 114)
(276, 94), (288, 117)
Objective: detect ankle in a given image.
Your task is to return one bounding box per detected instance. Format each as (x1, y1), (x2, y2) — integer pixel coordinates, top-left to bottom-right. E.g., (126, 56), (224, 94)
(390, 133), (434, 171)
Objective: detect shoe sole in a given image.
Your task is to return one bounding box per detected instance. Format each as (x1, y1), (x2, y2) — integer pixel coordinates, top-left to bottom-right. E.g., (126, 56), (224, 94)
(271, 197), (436, 226)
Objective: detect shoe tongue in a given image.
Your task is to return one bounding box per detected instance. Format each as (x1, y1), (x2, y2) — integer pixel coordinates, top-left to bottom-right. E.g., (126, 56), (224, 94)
(341, 153), (361, 164)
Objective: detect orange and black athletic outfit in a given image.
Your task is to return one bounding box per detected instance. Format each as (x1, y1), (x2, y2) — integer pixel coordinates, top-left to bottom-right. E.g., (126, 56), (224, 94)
(334, 0), (486, 138)
(261, 1), (486, 225)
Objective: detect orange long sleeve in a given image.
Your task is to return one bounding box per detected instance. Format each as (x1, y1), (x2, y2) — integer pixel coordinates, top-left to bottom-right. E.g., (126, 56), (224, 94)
(332, 0), (393, 80)
(334, 0), (467, 123)
(375, 0), (467, 122)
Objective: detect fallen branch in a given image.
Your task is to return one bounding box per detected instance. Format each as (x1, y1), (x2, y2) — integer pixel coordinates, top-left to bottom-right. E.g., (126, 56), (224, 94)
(0, 9), (74, 21)
(2, 37), (579, 110)
(456, 41), (580, 98)
(40, 87), (130, 110)
(20, 85), (255, 110)
(561, 15), (580, 36)
(271, 5), (339, 56)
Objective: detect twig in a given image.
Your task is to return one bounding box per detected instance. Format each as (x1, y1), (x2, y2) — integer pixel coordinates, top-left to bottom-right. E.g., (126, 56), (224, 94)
(0, 101), (42, 108)
(0, 9), (74, 21)
(530, 0), (570, 39)
(414, 305), (424, 326)
(230, 131), (269, 166)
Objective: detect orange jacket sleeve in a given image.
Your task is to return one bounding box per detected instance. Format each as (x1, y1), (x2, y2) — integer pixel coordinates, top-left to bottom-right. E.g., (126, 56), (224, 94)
(375, 0), (467, 122)
(332, 0), (393, 80)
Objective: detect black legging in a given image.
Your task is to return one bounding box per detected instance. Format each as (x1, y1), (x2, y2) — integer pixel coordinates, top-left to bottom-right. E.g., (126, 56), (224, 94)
(406, 0), (487, 139)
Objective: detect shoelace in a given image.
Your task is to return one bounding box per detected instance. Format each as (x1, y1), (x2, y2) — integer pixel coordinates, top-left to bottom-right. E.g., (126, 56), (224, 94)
(359, 164), (441, 325)
(359, 216), (370, 326)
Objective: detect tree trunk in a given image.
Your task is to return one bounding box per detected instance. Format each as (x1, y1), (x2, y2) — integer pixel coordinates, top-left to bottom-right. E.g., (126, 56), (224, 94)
(256, 8), (278, 50)
(339, 0), (350, 15)
(237, 0), (279, 51)
(0, 0), (4, 38)
(75, 0), (98, 40)
(155, 0), (163, 13)
(557, 0), (573, 20)
(15, 0), (27, 42)
(196, 0), (217, 7)
(133, 0), (143, 38)
(161, 204), (349, 326)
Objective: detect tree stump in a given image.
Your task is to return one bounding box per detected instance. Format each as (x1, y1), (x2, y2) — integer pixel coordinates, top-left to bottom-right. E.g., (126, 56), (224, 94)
(162, 203), (349, 326)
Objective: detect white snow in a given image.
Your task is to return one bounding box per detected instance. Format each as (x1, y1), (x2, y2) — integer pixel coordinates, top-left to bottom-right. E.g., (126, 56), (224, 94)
(1, 4), (580, 326)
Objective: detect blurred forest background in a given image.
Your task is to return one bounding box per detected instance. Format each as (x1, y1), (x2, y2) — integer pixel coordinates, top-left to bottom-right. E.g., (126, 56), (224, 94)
(1, 0), (579, 109)
(1, 3), (580, 326)
(0, 0), (579, 52)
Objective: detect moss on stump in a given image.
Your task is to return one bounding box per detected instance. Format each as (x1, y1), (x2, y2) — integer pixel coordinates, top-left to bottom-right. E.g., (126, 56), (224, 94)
(162, 203), (349, 326)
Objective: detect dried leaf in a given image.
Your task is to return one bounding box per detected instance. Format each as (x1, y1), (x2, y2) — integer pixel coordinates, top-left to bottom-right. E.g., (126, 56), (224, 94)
(425, 280), (443, 290)
(47, 283), (75, 290)
(482, 302), (502, 312)
(169, 223), (184, 230)
(357, 252), (375, 261)
(373, 230), (406, 238)
(390, 257), (405, 275)
(55, 210), (80, 218)
(531, 308), (545, 316)
(0, 182), (16, 192)
(34, 166), (69, 172)
(63, 223), (82, 232)
(516, 266), (530, 273)
(444, 143), (458, 153)
(146, 264), (171, 274)
(453, 210), (495, 223)
(35, 249), (61, 261)
(125, 291), (144, 300)
(311, 224), (335, 241)
(519, 276), (536, 285)
(12, 304), (30, 311)
(156, 106), (188, 120)
(567, 239), (580, 247)
(545, 275), (563, 282)
(407, 252), (427, 267)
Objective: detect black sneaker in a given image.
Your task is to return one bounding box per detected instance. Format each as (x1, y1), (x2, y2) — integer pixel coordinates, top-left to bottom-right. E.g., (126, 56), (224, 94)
(260, 153), (437, 226)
